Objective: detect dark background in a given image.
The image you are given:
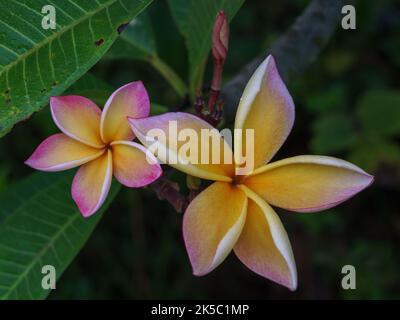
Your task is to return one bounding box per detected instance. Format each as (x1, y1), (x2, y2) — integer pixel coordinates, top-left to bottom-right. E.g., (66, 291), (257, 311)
(1, 0), (399, 299)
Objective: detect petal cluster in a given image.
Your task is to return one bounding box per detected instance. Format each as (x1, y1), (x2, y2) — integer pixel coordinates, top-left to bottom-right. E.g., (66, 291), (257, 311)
(26, 82), (162, 217)
(129, 55), (373, 290)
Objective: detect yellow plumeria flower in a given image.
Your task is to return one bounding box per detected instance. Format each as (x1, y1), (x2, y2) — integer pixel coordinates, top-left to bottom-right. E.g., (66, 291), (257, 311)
(26, 82), (162, 217)
(128, 56), (373, 290)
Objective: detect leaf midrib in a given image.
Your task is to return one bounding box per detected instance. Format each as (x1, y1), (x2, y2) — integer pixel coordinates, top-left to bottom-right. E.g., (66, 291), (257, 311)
(0, 0), (122, 77)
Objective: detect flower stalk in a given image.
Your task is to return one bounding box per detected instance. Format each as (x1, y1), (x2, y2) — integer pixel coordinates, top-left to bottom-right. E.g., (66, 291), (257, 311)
(195, 11), (229, 127)
(208, 11), (229, 111)
(148, 55), (188, 98)
(151, 178), (188, 213)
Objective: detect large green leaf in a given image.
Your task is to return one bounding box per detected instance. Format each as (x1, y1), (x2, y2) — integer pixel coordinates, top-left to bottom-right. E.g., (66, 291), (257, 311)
(168, 0), (245, 98)
(0, 0), (152, 138)
(0, 172), (120, 299)
(106, 12), (187, 97)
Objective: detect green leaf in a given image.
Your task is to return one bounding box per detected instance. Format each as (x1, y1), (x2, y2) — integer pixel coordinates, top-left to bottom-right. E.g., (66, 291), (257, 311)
(167, 0), (190, 36)
(356, 90), (400, 138)
(168, 0), (245, 98)
(310, 112), (357, 154)
(0, 168), (8, 194)
(107, 12), (187, 97)
(68, 73), (112, 92)
(0, 0), (152, 138)
(296, 209), (344, 236)
(107, 12), (156, 61)
(0, 172), (120, 299)
(150, 103), (168, 115)
(305, 85), (346, 114)
(382, 35), (400, 68)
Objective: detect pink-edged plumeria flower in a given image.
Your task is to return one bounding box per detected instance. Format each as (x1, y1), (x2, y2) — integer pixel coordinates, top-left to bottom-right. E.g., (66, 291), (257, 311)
(128, 55), (373, 290)
(26, 82), (162, 217)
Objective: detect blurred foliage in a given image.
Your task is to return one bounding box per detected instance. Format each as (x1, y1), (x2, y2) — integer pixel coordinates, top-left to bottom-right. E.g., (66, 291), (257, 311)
(310, 112), (357, 154)
(0, 0), (399, 299)
(356, 90), (400, 138)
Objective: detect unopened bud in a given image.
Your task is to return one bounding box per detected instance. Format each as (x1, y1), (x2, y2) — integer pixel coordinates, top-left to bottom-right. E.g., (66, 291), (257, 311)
(212, 11), (229, 63)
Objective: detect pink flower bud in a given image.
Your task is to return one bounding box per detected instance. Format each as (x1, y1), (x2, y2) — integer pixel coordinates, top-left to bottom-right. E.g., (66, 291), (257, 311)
(212, 11), (229, 63)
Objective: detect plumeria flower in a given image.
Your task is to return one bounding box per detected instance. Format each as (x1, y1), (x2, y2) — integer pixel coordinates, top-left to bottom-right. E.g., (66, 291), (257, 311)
(26, 82), (162, 217)
(128, 56), (373, 290)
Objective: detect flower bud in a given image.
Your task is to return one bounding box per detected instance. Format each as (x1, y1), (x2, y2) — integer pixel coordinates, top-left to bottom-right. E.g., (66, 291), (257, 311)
(212, 11), (229, 63)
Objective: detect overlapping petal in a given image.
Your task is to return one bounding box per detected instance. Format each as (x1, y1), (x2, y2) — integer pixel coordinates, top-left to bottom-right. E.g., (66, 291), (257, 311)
(183, 182), (247, 276)
(101, 81), (150, 143)
(72, 150), (113, 217)
(129, 112), (235, 182)
(235, 185), (297, 290)
(111, 141), (162, 187)
(245, 155), (374, 212)
(25, 134), (104, 172)
(50, 96), (104, 148)
(234, 55), (295, 170)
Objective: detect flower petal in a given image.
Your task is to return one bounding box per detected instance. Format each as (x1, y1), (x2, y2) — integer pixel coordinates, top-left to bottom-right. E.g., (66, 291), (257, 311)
(25, 134), (104, 172)
(245, 155), (374, 212)
(235, 185), (297, 290)
(100, 81), (150, 143)
(71, 150), (113, 217)
(110, 141), (162, 187)
(50, 96), (104, 148)
(234, 55), (295, 170)
(183, 182), (247, 276)
(129, 112), (235, 182)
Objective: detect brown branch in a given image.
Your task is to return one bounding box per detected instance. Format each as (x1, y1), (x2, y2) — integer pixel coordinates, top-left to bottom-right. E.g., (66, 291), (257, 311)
(222, 0), (354, 122)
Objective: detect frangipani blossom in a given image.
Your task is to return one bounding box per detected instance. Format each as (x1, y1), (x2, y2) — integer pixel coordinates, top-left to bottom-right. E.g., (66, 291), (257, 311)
(128, 55), (373, 290)
(26, 82), (162, 217)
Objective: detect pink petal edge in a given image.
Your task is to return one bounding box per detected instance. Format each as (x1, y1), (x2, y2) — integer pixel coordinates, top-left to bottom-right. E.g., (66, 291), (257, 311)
(24, 134), (104, 172)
